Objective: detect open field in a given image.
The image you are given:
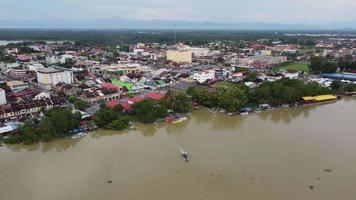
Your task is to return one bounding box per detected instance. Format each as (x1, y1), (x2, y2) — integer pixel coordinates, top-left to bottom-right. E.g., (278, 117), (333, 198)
(276, 62), (310, 72)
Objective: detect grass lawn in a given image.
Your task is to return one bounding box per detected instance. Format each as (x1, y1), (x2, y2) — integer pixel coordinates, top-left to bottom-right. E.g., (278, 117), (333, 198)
(277, 63), (310, 72)
(299, 47), (316, 54)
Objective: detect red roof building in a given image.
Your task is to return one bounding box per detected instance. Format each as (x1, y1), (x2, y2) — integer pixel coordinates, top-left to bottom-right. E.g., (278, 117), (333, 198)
(101, 83), (120, 91)
(127, 96), (143, 104)
(106, 100), (132, 111)
(144, 92), (164, 101)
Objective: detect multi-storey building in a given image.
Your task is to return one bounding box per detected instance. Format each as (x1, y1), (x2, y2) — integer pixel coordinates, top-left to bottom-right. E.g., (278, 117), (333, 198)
(37, 66), (74, 90)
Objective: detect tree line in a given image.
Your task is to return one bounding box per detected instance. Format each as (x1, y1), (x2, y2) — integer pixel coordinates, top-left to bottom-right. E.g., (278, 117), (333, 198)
(4, 108), (82, 145)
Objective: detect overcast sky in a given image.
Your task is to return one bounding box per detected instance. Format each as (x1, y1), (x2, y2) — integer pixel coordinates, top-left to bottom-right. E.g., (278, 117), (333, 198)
(1, 0), (356, 23)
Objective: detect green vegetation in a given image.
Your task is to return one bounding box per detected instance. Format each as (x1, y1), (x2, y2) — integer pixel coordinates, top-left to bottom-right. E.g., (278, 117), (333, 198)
(275, 62), (310, 72)
(188, 79), (332, 110)
(162, 90), (192, 113)
(74, 99), (89, 111)
(106, 116), (130, 130)
(248, 78), (331, 106)
(68, 95), (89, 111)
(338, 55), (356, 71)
(309, 56), (337, 74)
(131, 100), (167, 123)
(330, 80), (356, 94)
(3, 108), (82, 145)
(0, 49), (16, 63)
(93, 104), (129, 130)
(244, 72), (258, 82)
(299, 47), (315, 54)
(187, 82), (248, 112)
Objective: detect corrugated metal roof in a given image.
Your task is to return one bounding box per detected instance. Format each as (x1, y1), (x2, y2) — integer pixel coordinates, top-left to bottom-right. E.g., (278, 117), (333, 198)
(302, 95), (337, 101)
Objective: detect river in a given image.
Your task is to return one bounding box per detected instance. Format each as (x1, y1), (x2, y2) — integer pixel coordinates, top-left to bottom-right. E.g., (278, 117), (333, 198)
(1, 98), (356, 200)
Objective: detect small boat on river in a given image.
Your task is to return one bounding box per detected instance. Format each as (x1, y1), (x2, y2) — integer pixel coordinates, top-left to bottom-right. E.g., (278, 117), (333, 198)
(180, 147), (189, 162)
(71, 132), (86, 139)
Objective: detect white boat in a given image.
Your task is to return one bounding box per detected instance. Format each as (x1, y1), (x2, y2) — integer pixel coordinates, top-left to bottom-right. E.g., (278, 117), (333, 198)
(240, 112), (249, 116)
(172, 117), (187, 124)
(180, 147), (189, 162)
(71, 132), (86, 139)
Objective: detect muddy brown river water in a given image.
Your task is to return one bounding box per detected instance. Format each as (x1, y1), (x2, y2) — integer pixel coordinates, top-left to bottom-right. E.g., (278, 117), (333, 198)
(1, 98), (356, 200)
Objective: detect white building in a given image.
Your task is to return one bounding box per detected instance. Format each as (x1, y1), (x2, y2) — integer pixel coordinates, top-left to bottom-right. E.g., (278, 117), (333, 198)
(33, 92), (51, 100)
(193, 70), (215, 83)
(6, 81), (29, 92)
(0, 63), (20, 74)
(28, 63), (44, 72)
(37, 66), (74, 90)
(0, 88), (6, 105)
(284, 70), (299, 79)
(60, 55), (73, 64)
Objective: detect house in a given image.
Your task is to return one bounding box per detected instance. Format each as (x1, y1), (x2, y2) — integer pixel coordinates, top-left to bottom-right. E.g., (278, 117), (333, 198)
(106, 100), (132, 111)
(193, 70), (215, 83)
(80, 89), (121, 104)
(106, 96), (144, 112)
(33, 92), (51, 100)
(0, 97), (67, 121)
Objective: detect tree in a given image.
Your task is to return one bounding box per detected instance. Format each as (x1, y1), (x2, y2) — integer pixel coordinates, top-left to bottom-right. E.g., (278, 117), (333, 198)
(131, 100), (167, 123)
(244, 72), (258, 82)
(330, 80), (342, 92)
(93, 107), (121, 128)
(106, 116), (130, 130)
(187, 82), (248, 112)
(309, 56), (337, 74)
(248, 78), (331, 106)
(162, 90), (192, 113)
(74, 99), (89, 111)
(4, 108), (82, 145)
(68, 95), (77, 103)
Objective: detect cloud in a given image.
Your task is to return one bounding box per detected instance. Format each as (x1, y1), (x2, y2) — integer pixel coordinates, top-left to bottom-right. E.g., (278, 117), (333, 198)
(1, 0), (356, 23)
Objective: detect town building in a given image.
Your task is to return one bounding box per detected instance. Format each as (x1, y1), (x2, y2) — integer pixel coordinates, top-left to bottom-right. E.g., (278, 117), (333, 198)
(166, 50), (192, 63)
(28, 63), (44, 71)
(284, 70), (299, 79)
(238, 55), (287, 68)
(193, 70), (215, 83)
(6, 81), (29, 92)
(37, 66), (74, 90)
(0, 97), (67, 121)
(7, 69), (27, 79)
(0, 88), (6, 105)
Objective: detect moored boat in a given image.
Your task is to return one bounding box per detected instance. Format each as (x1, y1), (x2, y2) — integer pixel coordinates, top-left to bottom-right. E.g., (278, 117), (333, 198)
(240, 112), (249, 116)
(71, 132), (86, 139)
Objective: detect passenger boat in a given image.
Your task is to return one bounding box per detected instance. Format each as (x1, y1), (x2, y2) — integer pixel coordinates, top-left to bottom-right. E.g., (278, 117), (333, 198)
(180, 147), (189, 162)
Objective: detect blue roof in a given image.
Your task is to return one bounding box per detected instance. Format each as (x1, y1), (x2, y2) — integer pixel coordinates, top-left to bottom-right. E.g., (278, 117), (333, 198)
(321, 73), (356, 81)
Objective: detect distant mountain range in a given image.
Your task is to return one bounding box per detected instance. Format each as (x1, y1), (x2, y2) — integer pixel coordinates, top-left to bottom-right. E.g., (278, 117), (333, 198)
(0, 18), (356, 30)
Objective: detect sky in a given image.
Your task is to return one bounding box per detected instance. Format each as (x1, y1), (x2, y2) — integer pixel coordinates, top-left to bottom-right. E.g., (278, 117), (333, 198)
(1, 0), (356, 24)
